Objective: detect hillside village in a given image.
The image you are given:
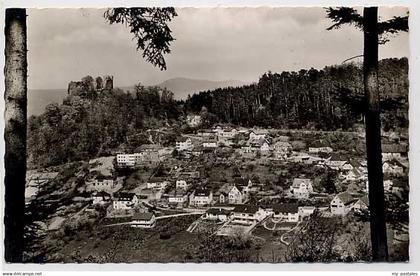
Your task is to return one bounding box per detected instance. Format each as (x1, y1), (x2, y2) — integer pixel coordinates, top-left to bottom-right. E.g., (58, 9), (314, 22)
(25, 119), (409, 262)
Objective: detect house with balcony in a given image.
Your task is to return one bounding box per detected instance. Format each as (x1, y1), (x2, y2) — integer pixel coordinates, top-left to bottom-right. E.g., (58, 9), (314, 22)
(272, 203), (300, 222)
(231, 205), (267, 225)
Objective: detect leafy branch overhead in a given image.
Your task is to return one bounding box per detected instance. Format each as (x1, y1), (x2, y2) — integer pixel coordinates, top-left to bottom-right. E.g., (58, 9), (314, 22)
(104, 8), (177, 70)
(326, 7), (408, 44)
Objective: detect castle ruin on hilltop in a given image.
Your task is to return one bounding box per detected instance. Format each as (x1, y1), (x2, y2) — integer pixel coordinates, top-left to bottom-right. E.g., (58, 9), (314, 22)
(68, 75), (114, 97)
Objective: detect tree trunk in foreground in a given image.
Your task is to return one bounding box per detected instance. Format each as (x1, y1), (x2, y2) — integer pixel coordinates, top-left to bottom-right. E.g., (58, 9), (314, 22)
(4, 8), (27, 262)
(363, 7), (389, 261)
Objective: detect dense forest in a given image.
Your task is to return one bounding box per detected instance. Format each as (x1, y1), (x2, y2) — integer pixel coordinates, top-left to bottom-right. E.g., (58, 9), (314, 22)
(185, 58), (408, 130)
(27, 58), (408, 168)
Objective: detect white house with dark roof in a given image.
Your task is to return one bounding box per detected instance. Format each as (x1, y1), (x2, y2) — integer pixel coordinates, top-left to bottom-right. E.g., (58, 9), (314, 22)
(86, 175), (115, 192)
(92, 191), (111, 205)
(260, 140), (271, 155)
(391, 179), (409, 195)
(116, 153), (137, 167)
(326, 155), (349, 170)
(218, 127), (238, 139)
(189, 187), (213, 207)
(168, 189), (189, 205)
(131, 212), (156, 228)
(249, 130), (268, 142)
(176, 137), (193, 151)
(330, 192), (357, 216)
(290, 178), (313, 199)
(146, 177), (169, 190)
(231, 205), (266, 224)
(273, 141), (292, 159)
(383, 178), (393, 192)
(186, 114), (202, 127)
(204, 208), (231, 222)
(353, 195), (369, 214)
(382, 144), (408, 161)
(308, 141), (333, 154)
(383, 160), (405, 175)
(27, 171), (59, 186)
(272, 203), (300, 222)
(216, 184), (233, 204)
(117, 146), (161, 167)
(226, 185), (244, 204)
(298, 206), (316, 217)
(202, 136), (218, 148)
(175, 179), (190, 190)
(339, 167), (362, 182)
(113, 192), (139, 210)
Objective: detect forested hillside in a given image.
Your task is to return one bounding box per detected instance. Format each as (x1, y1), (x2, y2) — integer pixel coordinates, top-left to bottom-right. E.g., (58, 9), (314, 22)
(27, 58), (408, 169)
(27, 83), (182, 168)
(185, 58), (408, 130)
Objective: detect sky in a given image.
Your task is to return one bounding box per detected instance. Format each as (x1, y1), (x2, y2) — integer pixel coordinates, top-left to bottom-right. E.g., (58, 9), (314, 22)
(27, 7), (409, 89)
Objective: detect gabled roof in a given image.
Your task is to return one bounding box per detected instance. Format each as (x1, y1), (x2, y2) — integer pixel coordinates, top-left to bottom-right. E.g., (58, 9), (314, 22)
(29, 172), (59, 180)
(233, 204), (259, 214)
(329, 153), (348, 162)
(273, 203), (299, 214)
(198, 128), (214, 133)
(139, 188), (155, 195)
(249, 137), (269, 147)
(193, 146), (205, 152)
(148, 176), (168, 183)
(93, 191), (111, 198)
(382, 144), (408, 153)
(132, 212), (154, 221)
(358, 195), (369, 206)
(194, 187), (212, 197)
(168, 189), (186, 197)
(309, 140), (331, 148)
(274, 141), (292, 148)
(176, 137), (191, 142)
(114, 192), (136, 201)
(203, 136), (217, 142)
(96, 175), (114, 181)
(233, 177), (251, 186)
(349, 159), (362, 168)
(217, 183), (234, 196)
(386, 159), (405, 168)
(292, 178), (312, 188)
(336, 192), (356, 205)
(139, 144), (161, 151)
(206, 208), (231, 216)
(223, 127), (237, 132)
(393, 179), (408, 189)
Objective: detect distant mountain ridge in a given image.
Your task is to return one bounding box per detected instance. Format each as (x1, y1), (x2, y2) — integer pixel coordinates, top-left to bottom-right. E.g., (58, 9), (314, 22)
(28, 77), (249, 116)
(154, 77), (249, 100)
